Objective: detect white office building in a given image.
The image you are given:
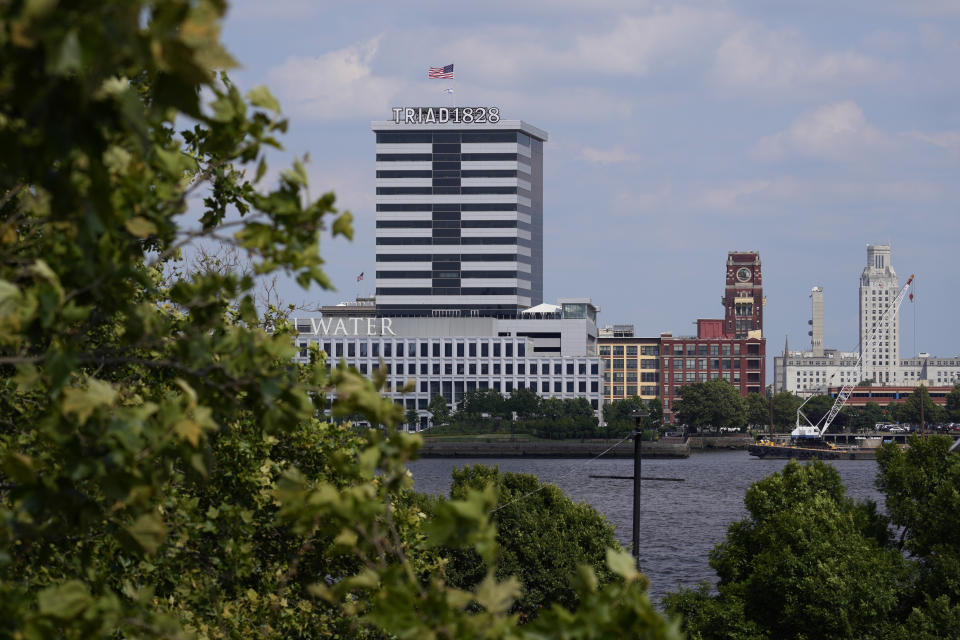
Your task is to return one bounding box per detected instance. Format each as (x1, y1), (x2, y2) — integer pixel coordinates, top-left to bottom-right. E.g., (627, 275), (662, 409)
(372, 107), (546, 317)
(293, 298), (604, 426)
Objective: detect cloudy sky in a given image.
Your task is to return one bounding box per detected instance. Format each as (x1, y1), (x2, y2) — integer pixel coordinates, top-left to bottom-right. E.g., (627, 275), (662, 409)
(218, 0), (959, 361)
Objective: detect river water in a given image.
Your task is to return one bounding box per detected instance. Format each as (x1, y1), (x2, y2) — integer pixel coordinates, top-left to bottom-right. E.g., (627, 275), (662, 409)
(407, 451), (885, 604)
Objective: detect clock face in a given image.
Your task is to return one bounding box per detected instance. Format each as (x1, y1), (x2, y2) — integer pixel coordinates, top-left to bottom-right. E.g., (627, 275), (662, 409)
(736, 267), (752, 282)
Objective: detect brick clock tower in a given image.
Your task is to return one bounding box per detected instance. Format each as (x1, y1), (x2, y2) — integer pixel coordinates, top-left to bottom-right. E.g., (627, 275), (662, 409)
(722, 252), (763, 339)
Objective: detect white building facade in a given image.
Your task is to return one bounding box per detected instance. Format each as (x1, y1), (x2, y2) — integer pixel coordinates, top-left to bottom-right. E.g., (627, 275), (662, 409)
(774, 244), (960, 395)
(860, 244), (899, 384)
(293, 299), (604, 426)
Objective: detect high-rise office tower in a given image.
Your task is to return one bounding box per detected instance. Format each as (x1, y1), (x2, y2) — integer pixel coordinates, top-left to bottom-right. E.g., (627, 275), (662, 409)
(722, 251), (763, 338)
(371, 107), (546, 317)
(859, 244), (899, 384)
(810, 286), (824, 356)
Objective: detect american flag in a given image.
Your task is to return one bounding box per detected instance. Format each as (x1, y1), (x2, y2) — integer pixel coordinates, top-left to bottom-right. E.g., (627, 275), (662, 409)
(357, 272), (364, 282)
(428, 64), (454, 79)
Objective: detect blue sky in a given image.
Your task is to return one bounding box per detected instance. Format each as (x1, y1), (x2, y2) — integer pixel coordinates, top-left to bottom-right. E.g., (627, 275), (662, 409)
(217, 0), (959, 360)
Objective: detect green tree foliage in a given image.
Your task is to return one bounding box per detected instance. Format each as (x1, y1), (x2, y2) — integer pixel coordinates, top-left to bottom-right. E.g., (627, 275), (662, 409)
(665, 461), (907, 640)
(946, 382), (960, 422)
(844, 401), (884, 430)
(404, 407), (419, 430)
(460, 387), (509, 417)
(508, 386), (541, 418)
(878, 436), (960, 606)
(674, 379), (746, 432)
(744, 392), (768, 429)
(0, 3), (678, 638)
(769, 391), (803, 431)
(428, 393), (451, 425)
(603, 396), (646, 435)
(898, 385), (946, 426)
(441, 465), (621, 620)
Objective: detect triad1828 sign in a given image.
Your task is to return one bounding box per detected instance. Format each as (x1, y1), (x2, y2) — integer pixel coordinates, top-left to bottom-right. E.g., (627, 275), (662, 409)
(391, 106), (501, 125)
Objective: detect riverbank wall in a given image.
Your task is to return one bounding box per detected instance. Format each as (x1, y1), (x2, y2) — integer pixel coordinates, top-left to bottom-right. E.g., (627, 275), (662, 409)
(419, 438), (690, 459)
(686, 435), (754, 450)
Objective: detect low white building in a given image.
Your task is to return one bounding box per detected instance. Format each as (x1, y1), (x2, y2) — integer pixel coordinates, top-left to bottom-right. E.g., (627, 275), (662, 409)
(293, 298), (604, 428)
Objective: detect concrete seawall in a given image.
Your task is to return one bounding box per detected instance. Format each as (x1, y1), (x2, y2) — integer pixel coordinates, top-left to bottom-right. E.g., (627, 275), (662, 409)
(419, 438), (690, 459)
(686, 435), (754, 450)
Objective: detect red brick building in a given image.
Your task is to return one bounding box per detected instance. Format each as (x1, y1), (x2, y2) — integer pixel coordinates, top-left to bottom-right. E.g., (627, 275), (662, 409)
(659, 330), (766, 422)
(660, 251), (767, 423)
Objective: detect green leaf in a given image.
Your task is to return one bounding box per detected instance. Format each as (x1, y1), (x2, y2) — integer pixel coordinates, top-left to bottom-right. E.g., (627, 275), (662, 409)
(54, 29), (82, 74)
(124, 216), (158, 238)
(3, 452), (37, 483)
(606, 547), (640, 581)
(62, 378), (118, 424)
(474, 574), (520, 614)
(37, 580), (92, 620)
(247, 85), (280, 112)
(125, 513), (167, 554)
(331, 211), (353, 240)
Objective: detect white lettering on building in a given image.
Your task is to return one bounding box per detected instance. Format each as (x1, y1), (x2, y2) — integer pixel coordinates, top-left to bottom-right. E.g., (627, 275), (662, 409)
(300, 317), (398, 337)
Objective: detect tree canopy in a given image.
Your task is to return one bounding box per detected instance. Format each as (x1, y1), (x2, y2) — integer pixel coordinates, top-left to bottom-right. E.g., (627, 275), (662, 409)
(673, 379), (747, 432)
(0, 3), (681, 638)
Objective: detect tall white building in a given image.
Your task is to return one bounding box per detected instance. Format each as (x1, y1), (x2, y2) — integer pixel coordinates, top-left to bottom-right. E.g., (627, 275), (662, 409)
(859, 244), (899, 384)
(371, 107), (547, 317)
(774, 244), (960, 395)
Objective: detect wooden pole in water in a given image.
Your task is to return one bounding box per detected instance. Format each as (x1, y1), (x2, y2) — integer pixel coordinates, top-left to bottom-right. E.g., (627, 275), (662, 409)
(631, 412), (643, 571)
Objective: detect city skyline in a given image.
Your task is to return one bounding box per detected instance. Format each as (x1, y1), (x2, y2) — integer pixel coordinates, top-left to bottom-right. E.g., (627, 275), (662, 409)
(216, 1), (960, 361)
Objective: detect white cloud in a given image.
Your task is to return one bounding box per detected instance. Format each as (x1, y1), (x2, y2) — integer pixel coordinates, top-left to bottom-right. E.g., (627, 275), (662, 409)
(753, 101), (887, 161)
(909, 130), (960, 154)
(266, 37), (402, 120)
(713, 27), (887, 92)
(699, 180), (773, 210)
(582, 145), (640, 165)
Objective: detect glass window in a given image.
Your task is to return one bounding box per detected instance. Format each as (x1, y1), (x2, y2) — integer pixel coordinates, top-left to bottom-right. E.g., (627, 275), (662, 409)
(599, 346), (611, 355)
(626, 359), (637, 370)
(554, 363), (561, 375)
(627, 372), (637, 382)
(530, 363), (538, 375)
(518, 343), (525, 357)
(566, 381), (573, 393)
(481, 363), (488, 375)
(673, 344), (683, 355)
(494, 343), (501, 357)
(591, 381), (599, 392)
(698, 358), (707, 369)
(348, 342), (356, 357)
(698, 345), (708, 355)
(420, 363), (427, 374)
(685, 371), (696, 382)
(566, 363), (574, 375)
(506, 343), (513, 357)
(613, 346), (625, 356)
(579, 381), (586, 392)
(686, 344), (696, 355)
(673, 371), (683, 383)
(554, 381), (562, 392)
(469, 363), (476, 375)
(710, 344), (719, 356)
(493, 363), (501, 375)
(614, 359), (624, 369)
(579, 363), (586, 374)
(468, 342), (476, 357)
(626, 346), (638, 356)
(686, 358), (695, 369)
(722, 344), (731, 356)
(420, 342), (428, 357)
(445, 343), (452, 357)
(627, 385), (637, 396)
(481, 342), (489, 357)
(432, 342), (440, 357)
(518, 363), (525, 374)
(591, 363), (598, 374)
(542, 381), (550, 392)
(408, 342), (416, 357)
(456, 343), (464, 357)
(335, 342), (343, 357)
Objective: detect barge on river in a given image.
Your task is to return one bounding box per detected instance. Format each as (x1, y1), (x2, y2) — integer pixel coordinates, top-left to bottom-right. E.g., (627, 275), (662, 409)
(748, 436), (885, 461)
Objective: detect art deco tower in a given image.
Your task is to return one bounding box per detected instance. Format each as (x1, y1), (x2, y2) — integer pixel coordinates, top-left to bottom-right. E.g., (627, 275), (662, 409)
(859, 244), (899, 384)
